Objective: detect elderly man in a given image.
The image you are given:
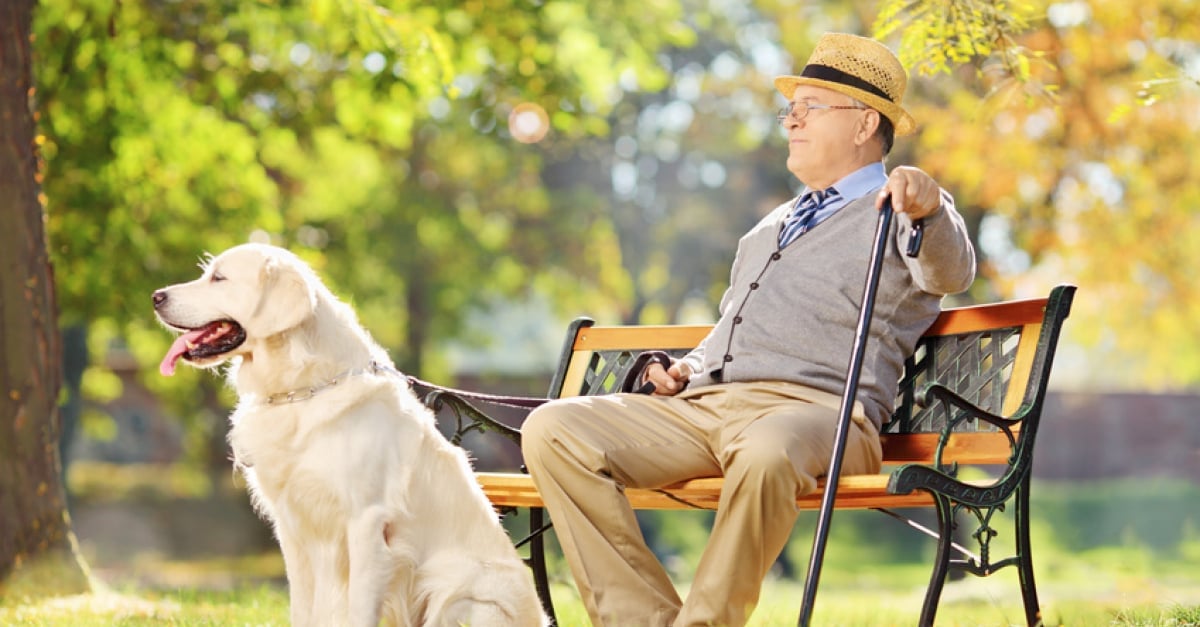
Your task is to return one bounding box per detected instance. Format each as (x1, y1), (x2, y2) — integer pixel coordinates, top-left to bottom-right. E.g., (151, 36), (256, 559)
(522, 32), (976, 627)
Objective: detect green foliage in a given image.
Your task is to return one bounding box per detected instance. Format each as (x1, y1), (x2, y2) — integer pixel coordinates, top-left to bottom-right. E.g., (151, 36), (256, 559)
(33, 0), (701, 475)
(66, 462), (215, 502)
(903, 0), (1200, 389)
(32, 0), (1200, 484)
(33, 0), (699, 340)
(25, 0), (1072, 435)
(873, 0), (1041, 79)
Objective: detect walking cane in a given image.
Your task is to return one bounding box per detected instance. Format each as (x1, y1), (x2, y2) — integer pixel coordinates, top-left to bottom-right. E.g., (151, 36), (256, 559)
(797, 198), (923, 626)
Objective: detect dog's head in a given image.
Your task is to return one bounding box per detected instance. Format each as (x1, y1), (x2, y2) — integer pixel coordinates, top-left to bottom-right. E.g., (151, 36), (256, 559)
(153, 243), (317, 376)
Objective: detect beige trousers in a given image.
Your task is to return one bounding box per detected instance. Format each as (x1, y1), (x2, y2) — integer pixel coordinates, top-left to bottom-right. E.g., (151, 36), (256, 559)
(521, 381), (883, 627)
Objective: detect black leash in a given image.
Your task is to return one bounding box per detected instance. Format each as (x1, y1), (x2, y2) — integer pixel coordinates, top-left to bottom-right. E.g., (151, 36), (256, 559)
(394, 348), (675, 409)
(378, 363), (551, 410)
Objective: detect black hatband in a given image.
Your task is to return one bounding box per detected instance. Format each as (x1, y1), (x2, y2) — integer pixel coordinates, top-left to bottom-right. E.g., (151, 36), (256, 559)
(800, 64), (891, 102)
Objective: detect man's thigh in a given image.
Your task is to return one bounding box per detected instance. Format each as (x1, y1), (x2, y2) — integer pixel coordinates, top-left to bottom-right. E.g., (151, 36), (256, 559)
(713, 387), (882, 487)
(528, 393), (725, 489)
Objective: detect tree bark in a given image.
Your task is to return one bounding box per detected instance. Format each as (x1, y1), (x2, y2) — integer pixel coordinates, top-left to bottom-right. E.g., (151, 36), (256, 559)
(0, 0), (91, 599)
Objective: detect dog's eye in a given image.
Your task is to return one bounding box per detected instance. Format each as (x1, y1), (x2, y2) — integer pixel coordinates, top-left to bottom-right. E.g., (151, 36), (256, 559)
(211, 272), (226, 282)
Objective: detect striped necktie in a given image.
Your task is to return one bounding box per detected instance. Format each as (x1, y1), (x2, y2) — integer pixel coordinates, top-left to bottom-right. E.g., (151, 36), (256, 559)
(779, 187), (839, 248)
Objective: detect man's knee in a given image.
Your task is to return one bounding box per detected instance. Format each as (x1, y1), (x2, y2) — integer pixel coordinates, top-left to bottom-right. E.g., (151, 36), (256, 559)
(726, 437), (796, 474)
(520, 403), (559, 462)
(723, 436), (812, 495)
(522, 400), (590, 471)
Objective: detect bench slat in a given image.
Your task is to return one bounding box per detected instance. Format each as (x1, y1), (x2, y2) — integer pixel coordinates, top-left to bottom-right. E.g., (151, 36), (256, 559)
(879, 430), (1016, 465)
(924, 297), (1046, 335)
(477, 430), (1016, 512)
(571, 297), (1050, 354)
(573, 324), (713, 351)
(477, 472), (1001, 512)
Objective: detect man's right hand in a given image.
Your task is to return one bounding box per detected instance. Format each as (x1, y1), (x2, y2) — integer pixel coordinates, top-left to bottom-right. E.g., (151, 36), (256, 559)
(643, 361), (692, 396)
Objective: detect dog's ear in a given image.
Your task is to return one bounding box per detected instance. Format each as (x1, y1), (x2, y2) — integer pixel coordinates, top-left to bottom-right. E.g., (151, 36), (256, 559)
(250, 254), (317, 337)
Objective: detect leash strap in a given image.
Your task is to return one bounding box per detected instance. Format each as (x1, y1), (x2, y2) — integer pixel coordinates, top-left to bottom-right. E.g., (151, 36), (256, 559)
(397, 370), (551, 409)
(392, 351), (673, 409)
(619, 350), (674, 394)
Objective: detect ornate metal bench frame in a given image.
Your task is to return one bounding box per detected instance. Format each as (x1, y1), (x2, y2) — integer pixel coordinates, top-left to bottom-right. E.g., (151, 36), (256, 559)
(421, 284), (1076, 626)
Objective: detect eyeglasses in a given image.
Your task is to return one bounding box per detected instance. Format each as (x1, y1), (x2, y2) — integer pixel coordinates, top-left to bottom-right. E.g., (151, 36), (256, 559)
(777, 101), (867, 126)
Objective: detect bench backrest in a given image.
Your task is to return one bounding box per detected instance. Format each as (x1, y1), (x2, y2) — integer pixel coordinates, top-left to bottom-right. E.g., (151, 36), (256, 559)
(544, 285), (1076, 469)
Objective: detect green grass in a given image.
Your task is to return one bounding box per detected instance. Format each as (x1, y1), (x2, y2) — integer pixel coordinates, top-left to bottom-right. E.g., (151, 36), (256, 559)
(3, 580), (1197, 626)
(6, 476), (1195, 625)
(5, 535), (1194, 625)
(746, 581), (1200, 626)
(0, 585), (288, 625)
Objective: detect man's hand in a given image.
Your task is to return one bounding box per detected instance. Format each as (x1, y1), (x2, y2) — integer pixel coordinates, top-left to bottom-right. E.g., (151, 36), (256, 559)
(643, 361), (692, 396)
(876, 165), (942, 220)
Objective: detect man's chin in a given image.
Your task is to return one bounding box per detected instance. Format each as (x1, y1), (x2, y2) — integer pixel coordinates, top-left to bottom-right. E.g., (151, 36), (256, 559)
(786, 153), (809, 175)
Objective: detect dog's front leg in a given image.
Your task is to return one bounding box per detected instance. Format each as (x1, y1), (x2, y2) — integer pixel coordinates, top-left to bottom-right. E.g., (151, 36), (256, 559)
(304, 539), (356, 624)
(347, 505), (399, 626)
(276, 524), (316, 626)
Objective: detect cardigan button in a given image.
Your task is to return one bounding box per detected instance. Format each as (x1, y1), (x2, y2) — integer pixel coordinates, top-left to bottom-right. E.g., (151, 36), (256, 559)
(723, 354), (733, 362)
(750, 282), (759, 290)
(733, 316), (743, 324)
(771, 252), (781, 261)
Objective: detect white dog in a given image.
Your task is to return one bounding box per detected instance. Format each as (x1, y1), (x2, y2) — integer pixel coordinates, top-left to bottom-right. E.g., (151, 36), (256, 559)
(153, 243), (545, 627)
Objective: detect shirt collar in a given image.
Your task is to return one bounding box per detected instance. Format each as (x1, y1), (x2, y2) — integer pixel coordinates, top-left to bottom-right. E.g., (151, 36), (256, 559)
(801, 162), (887, 203)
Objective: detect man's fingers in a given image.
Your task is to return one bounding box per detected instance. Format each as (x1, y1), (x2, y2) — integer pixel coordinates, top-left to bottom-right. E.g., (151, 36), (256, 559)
(645, 362), (668, 383)
(671, 362), (693, 380)
(884, 167), (942, 219)
(888, 176), (909, 212)
(639, 362), (675, 395)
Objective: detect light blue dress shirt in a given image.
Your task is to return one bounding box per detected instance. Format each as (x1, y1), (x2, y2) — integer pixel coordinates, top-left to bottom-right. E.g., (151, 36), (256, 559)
(799, 161), (888, 230)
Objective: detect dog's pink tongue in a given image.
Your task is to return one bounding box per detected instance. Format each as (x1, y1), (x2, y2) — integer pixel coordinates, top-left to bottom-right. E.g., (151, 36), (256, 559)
(159, 328), (209, 377)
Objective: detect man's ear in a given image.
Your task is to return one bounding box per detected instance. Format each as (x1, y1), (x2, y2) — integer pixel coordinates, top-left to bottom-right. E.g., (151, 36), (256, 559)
(855, 109), (882, 147)
(250, 256), (316, 337)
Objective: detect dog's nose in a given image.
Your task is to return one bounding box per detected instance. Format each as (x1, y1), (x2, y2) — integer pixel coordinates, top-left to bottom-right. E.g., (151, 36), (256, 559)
(152, 290), (167, 309)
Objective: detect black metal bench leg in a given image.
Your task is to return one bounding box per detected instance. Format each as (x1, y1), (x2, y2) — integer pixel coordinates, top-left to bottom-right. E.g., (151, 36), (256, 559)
(1015, 483), (1043, 626)
(529, 507), (558, 625)
(919, 495), (955, 627)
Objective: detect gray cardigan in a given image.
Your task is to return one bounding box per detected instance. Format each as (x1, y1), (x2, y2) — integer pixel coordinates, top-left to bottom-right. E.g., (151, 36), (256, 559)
(679, 188), (976, 429)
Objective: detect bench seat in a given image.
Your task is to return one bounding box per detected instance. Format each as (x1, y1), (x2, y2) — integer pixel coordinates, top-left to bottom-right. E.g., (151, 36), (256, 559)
(476, 471), (1010, 511)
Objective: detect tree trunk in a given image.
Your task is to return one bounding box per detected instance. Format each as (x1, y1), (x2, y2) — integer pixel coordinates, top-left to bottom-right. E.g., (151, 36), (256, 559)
(0, 0), (91, 599)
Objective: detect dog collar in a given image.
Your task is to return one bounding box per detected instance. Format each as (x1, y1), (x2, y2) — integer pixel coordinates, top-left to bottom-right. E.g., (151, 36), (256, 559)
(262, 361), (386, 406)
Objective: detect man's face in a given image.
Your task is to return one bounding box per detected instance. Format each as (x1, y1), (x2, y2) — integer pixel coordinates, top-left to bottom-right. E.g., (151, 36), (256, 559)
(782, 85), (871, 189)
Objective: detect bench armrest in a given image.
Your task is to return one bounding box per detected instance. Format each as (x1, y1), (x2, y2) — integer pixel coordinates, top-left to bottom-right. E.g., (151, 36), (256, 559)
(422, 389), (532, 448)
(888, 383), (1029, 508)
(920, 382), (1024, 434)
(886, 459), (1025, 509)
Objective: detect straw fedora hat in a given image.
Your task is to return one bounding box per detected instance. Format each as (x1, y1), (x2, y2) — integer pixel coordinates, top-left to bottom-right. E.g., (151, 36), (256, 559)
(774, 33), (917, 136)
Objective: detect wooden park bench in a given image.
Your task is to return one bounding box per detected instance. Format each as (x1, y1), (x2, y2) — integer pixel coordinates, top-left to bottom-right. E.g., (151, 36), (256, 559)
(421, 284), (1076, 626)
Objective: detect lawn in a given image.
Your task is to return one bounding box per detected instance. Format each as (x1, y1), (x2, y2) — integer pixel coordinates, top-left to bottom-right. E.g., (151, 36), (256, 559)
(3, 571), (1198, 626)
(6, 476), (1196, 625)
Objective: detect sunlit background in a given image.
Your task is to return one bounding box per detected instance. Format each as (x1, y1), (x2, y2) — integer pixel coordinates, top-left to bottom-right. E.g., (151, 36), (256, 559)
(11, 0), (1200, 622)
